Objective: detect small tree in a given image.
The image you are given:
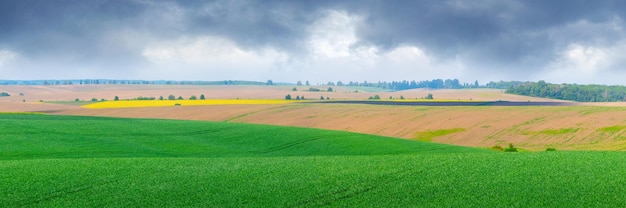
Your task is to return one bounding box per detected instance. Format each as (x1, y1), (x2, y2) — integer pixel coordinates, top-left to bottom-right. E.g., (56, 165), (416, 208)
(114, 96), (119, 101)
(296, 96), (300, 100)
(266, 79), (274, 85)
(389, 96), (393, 100)
(326, 96), (329, 100)
(75, 98), (80, 102)
(327, 87), (333, 92)
(168, 95), (176, 100)
(301, 96), (305, 100)
(320, 96), (325, 100)
(91, 98), (98, 102)
(504, 143), (518, 152)
(285, 94), (292, 100)
(425, 93), (434, 99)
(297, 81), (303, 86)
(292, 87), (297, 91)
(177, 96), (184, 100)
(400, 95), (405, 100)
(305, 80), (310, 86)
(159, 96), (164, 100)
(189, 95), (197, 100)
(200, 94), (205, 100)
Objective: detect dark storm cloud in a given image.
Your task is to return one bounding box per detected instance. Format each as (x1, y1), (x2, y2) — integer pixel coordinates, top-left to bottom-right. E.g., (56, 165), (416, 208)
(1, 0), (625, 83)
(351, 0), (626, 72)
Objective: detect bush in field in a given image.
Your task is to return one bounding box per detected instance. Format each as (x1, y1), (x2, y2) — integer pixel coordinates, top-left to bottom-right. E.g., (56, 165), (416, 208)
(91, 98), (98, 102)
(0, 92), (10, 96)
(425, 93), (434, 99)
(135, 96), (155, 100)
(369, 95), (381, 100)
(546, 147), (557, 151)
(285, 94), (292, 100)
(177, 96), (184, 100)
(292, 87), (297, 91)
(320, 96), (325, 100)
(114, 96), (119, 101)
(327, 87), (333, 92)
(189, 95), (197, 100)
(504, 143), (518, 152)
(75, 98), (80, 102)
(200, 94), (205, 100)
(168, 95), (176, 100)
(159, 96), (164, 100)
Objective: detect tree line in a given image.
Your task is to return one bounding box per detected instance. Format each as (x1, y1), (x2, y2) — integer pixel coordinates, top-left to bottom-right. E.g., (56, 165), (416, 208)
(505, 81), (626, 102)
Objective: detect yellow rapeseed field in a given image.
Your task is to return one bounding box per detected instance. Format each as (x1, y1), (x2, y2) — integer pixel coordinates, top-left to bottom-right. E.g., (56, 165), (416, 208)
(83, 100), (298, 109)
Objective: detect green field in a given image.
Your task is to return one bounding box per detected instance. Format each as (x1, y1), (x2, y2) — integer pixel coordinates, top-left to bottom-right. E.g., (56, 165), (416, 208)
(2, 114), (626, 207)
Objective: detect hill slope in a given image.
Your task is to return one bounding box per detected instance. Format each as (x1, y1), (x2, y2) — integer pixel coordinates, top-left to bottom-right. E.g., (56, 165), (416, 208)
(0, 114), (482, 160)
(2, 114), (626, 207)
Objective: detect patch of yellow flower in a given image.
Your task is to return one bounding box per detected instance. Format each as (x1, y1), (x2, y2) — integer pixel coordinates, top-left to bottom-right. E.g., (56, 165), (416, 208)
(83, 100), (298, 109)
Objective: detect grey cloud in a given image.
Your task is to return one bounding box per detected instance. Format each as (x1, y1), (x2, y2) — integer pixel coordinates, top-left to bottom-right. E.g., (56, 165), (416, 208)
(1, 0), (626, 83)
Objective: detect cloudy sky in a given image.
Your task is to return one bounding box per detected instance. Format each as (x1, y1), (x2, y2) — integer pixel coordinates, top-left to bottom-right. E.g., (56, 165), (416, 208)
(1, 0), (626, 85)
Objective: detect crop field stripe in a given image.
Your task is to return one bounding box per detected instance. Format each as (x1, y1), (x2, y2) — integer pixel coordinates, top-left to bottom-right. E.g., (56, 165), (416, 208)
(82, 99), (301, 109)
(314, 100), (574, 106)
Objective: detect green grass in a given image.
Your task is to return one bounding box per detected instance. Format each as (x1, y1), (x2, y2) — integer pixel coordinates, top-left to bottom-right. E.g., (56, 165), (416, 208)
(598, 125), (626, 133)
(414, 128), (465, 142)
(2, 114), (626, 207)
(523, 128), (579, 135)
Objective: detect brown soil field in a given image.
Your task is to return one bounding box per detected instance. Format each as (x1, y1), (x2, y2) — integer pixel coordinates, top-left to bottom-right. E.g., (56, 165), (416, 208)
(51, 103), (626, 151)
(3, 85), (626, 151)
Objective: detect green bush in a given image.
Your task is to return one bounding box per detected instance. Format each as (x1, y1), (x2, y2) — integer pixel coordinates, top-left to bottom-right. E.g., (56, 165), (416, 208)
(546, 147), (557, 152)
(504, 143), (518, 152)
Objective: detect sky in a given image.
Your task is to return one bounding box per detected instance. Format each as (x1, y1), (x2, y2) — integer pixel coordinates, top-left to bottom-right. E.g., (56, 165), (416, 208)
(1, 0), (626, 85)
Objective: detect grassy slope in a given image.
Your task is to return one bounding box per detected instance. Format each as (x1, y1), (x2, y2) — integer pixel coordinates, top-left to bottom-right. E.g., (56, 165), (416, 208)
(1, 114), (626, 207)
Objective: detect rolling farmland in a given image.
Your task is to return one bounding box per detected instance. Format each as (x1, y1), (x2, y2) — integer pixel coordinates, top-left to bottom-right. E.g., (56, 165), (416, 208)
(2, 114), (626, 207)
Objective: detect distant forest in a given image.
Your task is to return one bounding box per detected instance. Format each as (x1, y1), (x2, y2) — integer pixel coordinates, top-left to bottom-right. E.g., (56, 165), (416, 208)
(2, 79), (625, 102)
(505, 81), (626, 102)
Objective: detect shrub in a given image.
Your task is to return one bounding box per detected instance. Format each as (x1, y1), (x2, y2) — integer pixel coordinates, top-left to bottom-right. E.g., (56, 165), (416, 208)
(425, 93), (434, 99)
(546, 147), (557, 152)
(285, 94), (292, 100)
(504, 143), (518, 152)
(369, 95), (381, 100)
